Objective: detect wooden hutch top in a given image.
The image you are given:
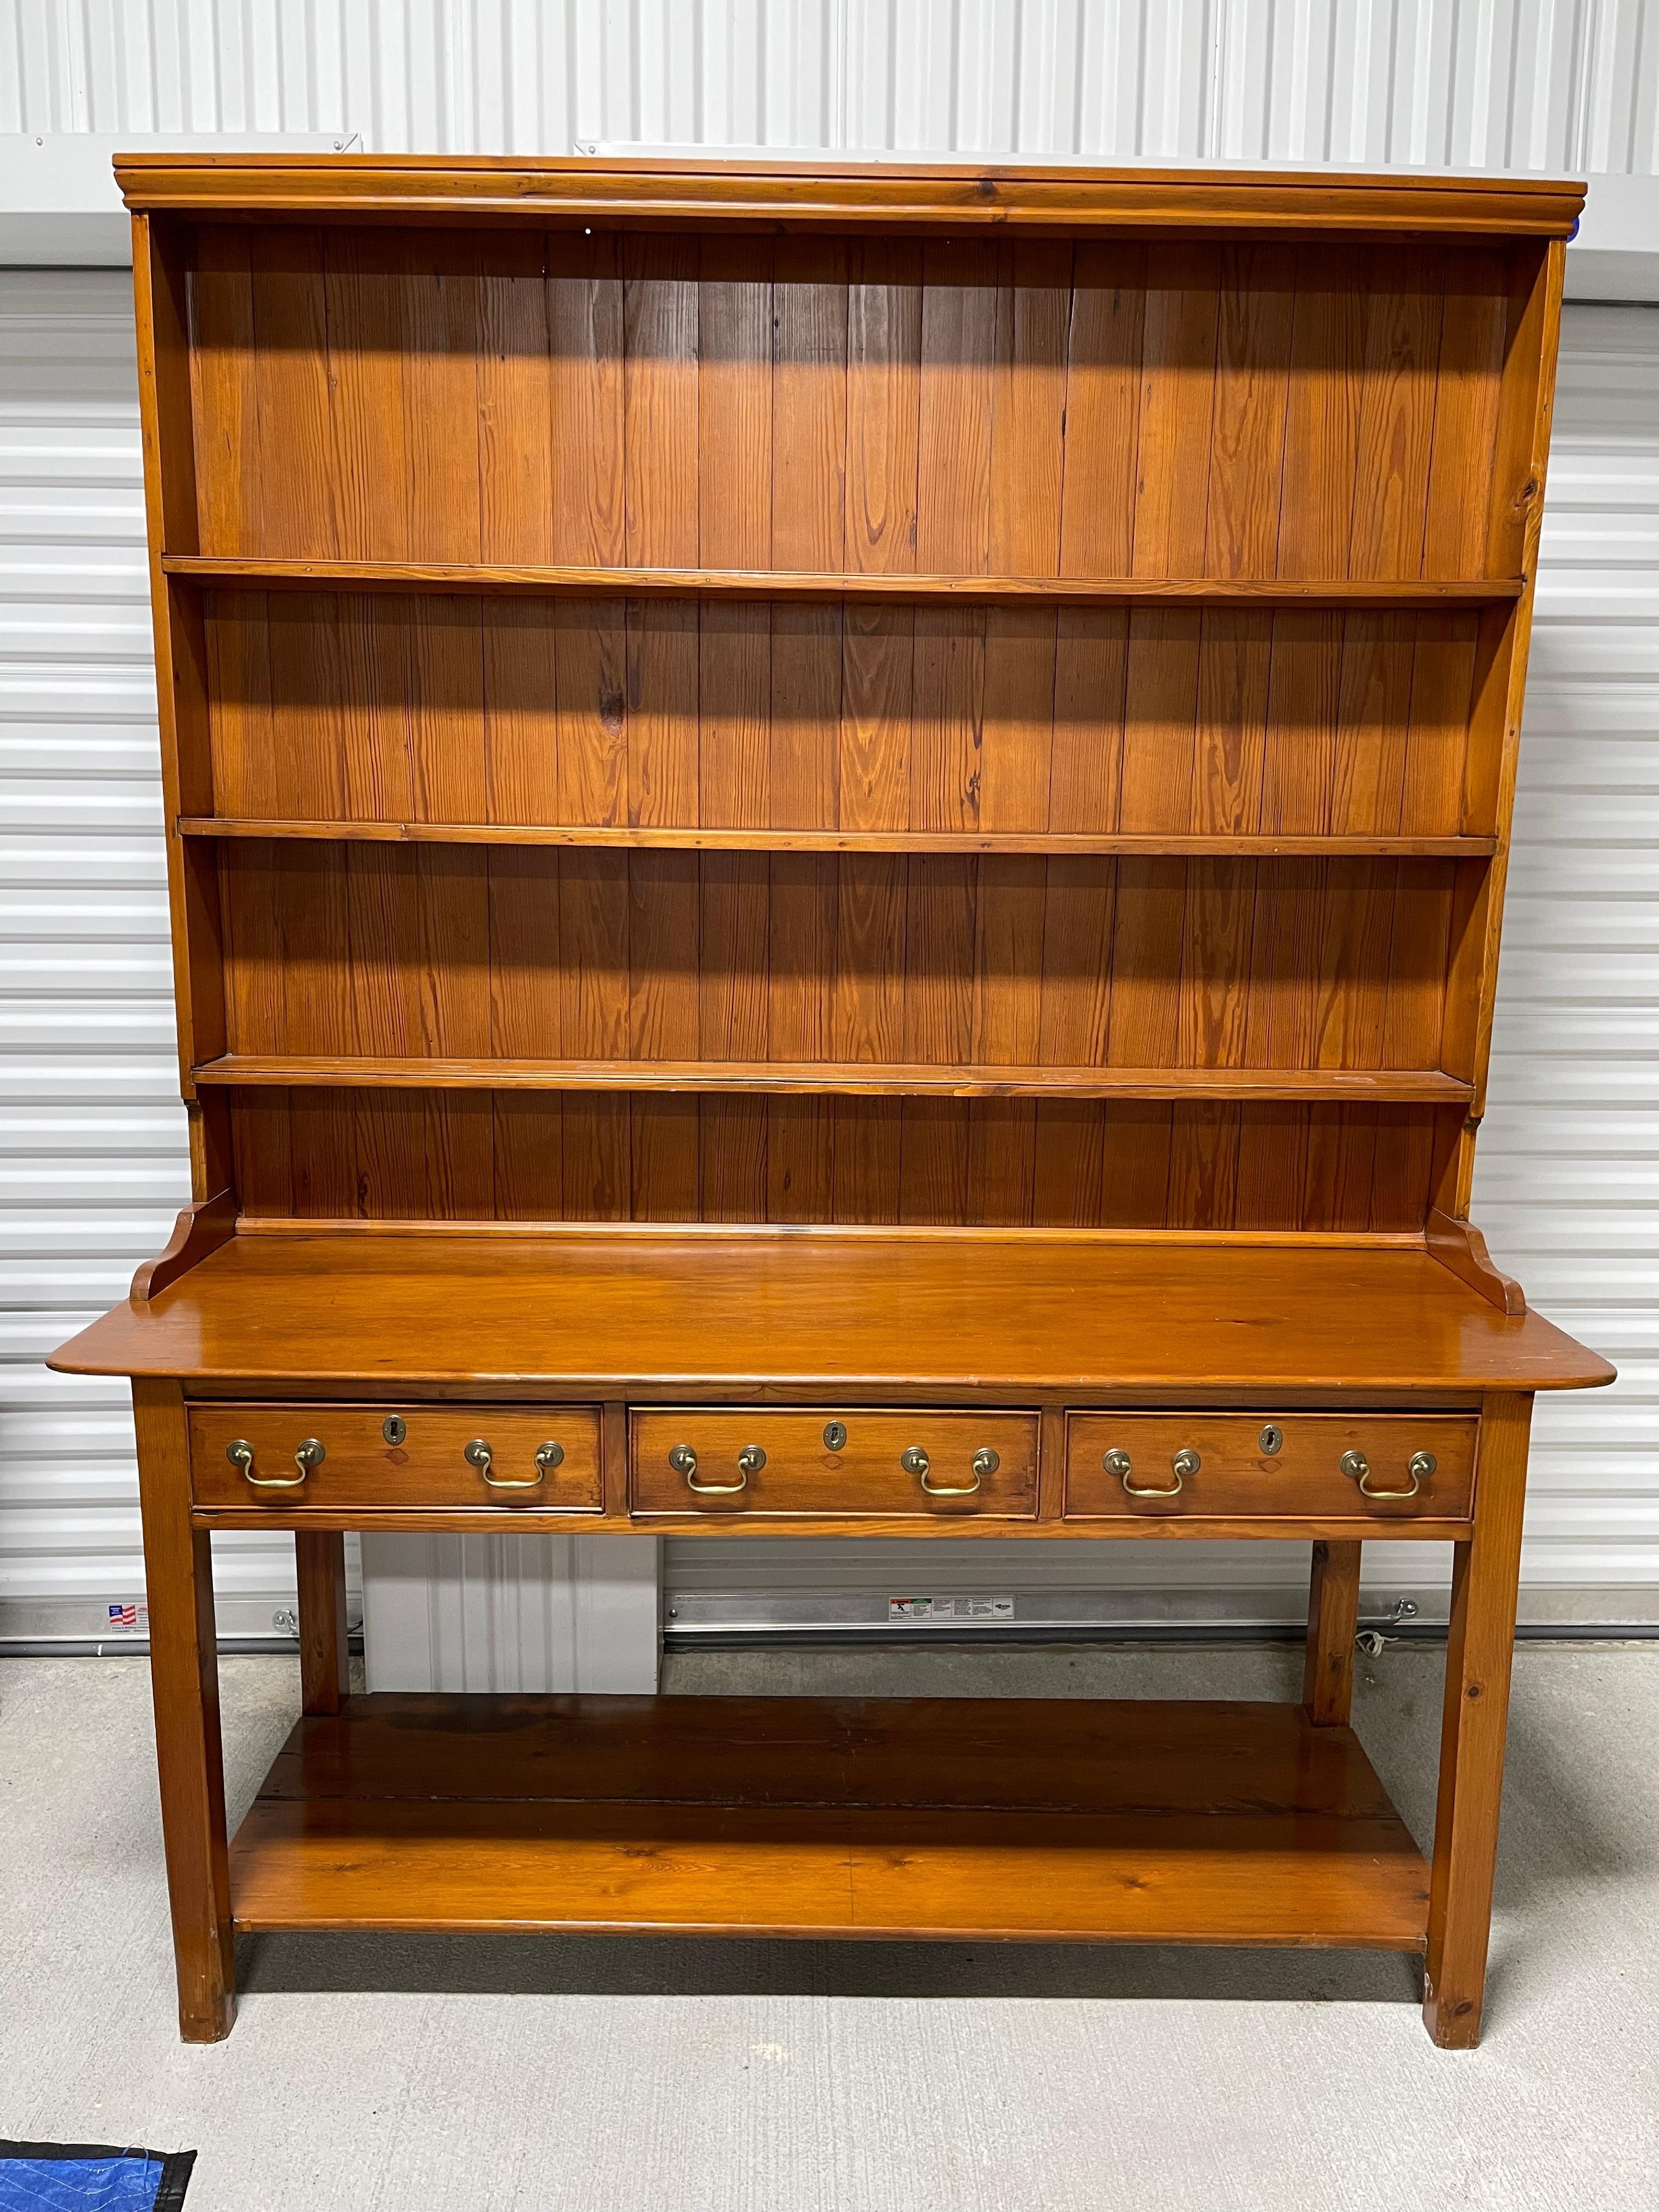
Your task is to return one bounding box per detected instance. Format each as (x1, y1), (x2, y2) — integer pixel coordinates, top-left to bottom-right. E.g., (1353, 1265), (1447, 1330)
(53, 154), (1610, 1398)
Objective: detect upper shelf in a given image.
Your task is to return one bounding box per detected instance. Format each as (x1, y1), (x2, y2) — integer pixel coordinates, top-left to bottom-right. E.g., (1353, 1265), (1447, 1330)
(191, 1056), (1474, 1104)
(113, 153), (1587, 240)
(178, 819), (1499, 860)
(162, 556), (1525, 610)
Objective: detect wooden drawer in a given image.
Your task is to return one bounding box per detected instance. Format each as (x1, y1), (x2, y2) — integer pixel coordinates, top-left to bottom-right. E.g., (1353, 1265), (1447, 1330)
(1065, 1413), (1477, 1523)
(189, 1404), (604, 1511)
(630, 1408), (1039, 1519)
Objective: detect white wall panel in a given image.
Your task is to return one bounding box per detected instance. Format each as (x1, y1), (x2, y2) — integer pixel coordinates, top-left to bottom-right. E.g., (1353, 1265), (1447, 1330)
(8, 1), (1659, 172)
(0, 267), (305, 1638)
(363, 1531), (659, 1692)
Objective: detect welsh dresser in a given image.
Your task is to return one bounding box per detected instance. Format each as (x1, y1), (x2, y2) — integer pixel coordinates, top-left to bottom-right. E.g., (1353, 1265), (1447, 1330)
(52, 154), (1614, 2047)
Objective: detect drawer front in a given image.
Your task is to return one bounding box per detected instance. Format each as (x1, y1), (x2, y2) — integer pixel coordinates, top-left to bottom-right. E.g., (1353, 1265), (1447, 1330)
(1065, 1413), (1477, 1522)
(190, 1405), (604, 1511)
(630, 1409), (1039, 1519)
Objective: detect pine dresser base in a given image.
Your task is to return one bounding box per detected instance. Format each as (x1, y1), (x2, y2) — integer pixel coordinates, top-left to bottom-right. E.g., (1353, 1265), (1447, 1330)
(56, 1229), (1612, 2049)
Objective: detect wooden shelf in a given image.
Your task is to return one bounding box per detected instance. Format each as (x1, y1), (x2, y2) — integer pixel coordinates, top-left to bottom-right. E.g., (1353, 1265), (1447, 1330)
(191, 1055), (1476, 1103)
(48, 1227), (1617, 1391)
(163, 554), (1525, 608)
(179, 817), (1500, 859)
(229, 1692), (1431, 1948)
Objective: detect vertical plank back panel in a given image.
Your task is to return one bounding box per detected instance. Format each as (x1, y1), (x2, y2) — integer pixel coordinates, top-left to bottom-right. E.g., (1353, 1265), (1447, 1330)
(155, 189), (1565, 1242)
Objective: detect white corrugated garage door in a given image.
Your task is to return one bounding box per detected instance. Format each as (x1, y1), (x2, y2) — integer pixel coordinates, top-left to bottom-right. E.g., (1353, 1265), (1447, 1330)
(665, 301), (1659, 1638)
(0, 268), (304, 1640)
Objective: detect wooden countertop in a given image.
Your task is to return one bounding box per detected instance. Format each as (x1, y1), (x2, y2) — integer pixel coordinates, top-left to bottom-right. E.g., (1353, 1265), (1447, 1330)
(49, 1231), (1616, 1395)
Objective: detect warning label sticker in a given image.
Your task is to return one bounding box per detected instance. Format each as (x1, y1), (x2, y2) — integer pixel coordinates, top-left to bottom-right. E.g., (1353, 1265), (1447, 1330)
(887, 1595), (1015, 1622)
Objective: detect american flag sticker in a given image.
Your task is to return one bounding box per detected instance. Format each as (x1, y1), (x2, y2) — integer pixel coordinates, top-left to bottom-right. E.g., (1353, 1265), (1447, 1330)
(107, 1602), (147, 1631)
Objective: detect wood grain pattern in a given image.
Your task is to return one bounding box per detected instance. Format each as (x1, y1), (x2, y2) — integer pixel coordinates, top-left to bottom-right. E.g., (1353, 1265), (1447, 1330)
(1423, 1393), (1533, 2045)
(295, 1530), (349, 1714)
(198, 593), (1488, 847)
(185, 234), (1520, 586)
(1304, 1539), (1363, 1726)
(132, 1378), (235, 2041)
(1065, 1412), (1476, 1523)
(211, 845), (1465, 1064)
(52, 1233), (1614, 1393)
(180, 821), (1500, 856)
(189, 1403), (603, 1512)
(228, 1692), (1430, 1949)
(219, 1091), (1461, 1230)
(630, 1407), (1037, 1519)
(122, 153), (1585, 238)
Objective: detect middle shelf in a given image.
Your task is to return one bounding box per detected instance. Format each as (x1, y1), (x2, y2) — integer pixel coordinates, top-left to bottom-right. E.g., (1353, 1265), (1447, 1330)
(179, 819), (1499, 859)
(192, 1056), (1474, 1102)
(163, 555), (1526, 607)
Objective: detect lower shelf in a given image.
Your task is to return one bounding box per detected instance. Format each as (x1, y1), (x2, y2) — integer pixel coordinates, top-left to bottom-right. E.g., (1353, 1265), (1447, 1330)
(230, 1694), (1429, 1951)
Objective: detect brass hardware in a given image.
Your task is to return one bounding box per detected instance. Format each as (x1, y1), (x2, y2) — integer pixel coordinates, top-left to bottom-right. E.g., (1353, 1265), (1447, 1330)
(228, 1435), (320, 1489)
(381, 1414), (407, 1447)
(1344, 1446), (1431, 1501)
(462, 1437), (522, 1492)
(535, 1440), (566, 1474)
(915, 1440), (984, 1497)
(822, 1420), (848, 1452)
(737, 1444), (768, 1476)
(466, 1435), (555, 1491)
(1172, 1448), (1201, 1480)
(1258, 1423), (1283, 1457)
(1110, 1445), (1183, 1499)
(673, 1442), (747, 1496)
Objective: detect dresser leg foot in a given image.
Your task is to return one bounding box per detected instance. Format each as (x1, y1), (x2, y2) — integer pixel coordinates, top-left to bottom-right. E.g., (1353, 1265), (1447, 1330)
(133, 1379), (236, 2042)
(1302, 1540), (1361, 1724)
(296, 1530), (350, 1714)
(1422, 1393), (1532, 2049)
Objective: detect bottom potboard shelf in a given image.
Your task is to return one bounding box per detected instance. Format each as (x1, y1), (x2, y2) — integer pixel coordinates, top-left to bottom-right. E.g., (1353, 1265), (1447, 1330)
(229, 1693), (1429, 1951)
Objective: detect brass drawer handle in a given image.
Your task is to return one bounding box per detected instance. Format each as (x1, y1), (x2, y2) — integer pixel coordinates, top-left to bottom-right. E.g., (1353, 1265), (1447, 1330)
(465, 1437), (552, 1491)
(672, 1442), (749, 1496)
(905, 1444), (995, 1496)
(228, 1436), (322, 1489)
(1341, 1447), (1432, 1500)
(1106, 1446), (1184, 1499)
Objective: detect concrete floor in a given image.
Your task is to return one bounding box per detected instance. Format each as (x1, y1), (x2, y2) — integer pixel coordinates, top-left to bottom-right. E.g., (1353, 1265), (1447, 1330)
(2, 1644), (1658, 2212)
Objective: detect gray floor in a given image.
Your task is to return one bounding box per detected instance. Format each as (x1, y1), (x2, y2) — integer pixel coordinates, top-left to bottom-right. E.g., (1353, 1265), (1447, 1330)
(3, 1644), (1658, 2211)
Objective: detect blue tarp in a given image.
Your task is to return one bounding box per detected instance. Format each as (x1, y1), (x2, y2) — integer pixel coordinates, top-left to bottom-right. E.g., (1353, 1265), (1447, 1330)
(0, 2145), (194, 2211)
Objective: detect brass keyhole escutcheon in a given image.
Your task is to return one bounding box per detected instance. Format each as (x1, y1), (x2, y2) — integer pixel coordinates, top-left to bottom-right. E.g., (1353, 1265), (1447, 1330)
(1258, 1423), (1283, 1457)
(822, 1420), (848, 1452)
(382, 1414), (407, 1447)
